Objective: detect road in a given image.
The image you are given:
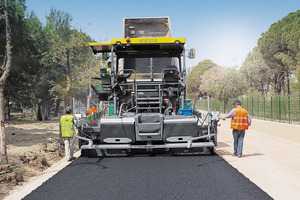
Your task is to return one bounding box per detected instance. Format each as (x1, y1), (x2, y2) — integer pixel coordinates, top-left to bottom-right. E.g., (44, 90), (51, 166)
(23, 154), (271, 200)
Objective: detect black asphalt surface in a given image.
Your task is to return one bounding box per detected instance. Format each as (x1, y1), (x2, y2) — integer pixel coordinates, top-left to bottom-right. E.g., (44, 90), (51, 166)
(23, 154), (272, 200)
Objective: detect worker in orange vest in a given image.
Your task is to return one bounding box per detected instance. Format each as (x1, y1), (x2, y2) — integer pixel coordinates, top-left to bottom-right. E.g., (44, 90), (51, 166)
(219, 100), (252, 158)
(88, 104), (98, 123)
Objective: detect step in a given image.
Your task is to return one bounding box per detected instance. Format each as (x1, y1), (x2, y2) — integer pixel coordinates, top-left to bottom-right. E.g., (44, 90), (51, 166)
(136, 97), (160, 100)
(137, 102), (160, 105)
(139, 132), (161, 136)
(137, 107), (160, 110)
(136, 89), (159, 92)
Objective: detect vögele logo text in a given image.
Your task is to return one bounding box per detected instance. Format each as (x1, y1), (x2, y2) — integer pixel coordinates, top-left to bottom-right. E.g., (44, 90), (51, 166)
(139, 39), (157, 43)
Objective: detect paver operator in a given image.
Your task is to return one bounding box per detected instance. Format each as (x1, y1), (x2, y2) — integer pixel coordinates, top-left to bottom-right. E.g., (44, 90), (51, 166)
(106, 61), (112, 74)
(219, 100), (252, 158)
(59, 107), (76, 162)
(88, 104), (98, 123)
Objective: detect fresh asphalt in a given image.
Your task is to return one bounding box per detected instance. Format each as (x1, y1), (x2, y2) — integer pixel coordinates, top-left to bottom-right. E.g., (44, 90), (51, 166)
(23, 154), (272, 200)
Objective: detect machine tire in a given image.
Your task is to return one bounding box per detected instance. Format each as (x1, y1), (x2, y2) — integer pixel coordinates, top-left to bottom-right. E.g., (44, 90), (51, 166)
(209, 147), (215, 155)
(80, 149), (98, 157)
(212, 122), (218, 146)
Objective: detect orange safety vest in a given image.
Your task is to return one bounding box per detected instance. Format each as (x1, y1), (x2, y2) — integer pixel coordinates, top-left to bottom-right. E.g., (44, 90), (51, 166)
(230, 107), (249, 130)
(88, 107), (98, 123)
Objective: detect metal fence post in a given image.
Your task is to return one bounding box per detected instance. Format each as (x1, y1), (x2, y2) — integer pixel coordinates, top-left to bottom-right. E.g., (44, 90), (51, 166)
(288, 95), (290, 124)
(279, 96), (281, 122)
(257, 97), (259, 119)
(299, 95), (300, 122)
(271, 96), (273, 121)
(263, 97), (265, 120)
(252, 97), (254, 117)
(247, 97), (248, 111)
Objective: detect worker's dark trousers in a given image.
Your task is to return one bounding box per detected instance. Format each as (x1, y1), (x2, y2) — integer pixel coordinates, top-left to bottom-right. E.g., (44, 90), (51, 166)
(232, 129), (245, 156)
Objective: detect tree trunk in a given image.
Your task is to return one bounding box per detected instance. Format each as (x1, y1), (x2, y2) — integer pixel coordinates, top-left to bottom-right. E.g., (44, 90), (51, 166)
(41, 104), (48, 120)
(36, 103), (43, 121)
(265, 83), (270, 94)
(64, 48), (72, 111)
(0, 86), (8, 164)
(0, 0), (12, 165)
(274, 73), (282, 94)
(223, 100), (227, 113)
(86, 83), (92, 111)
(54, 98), (60, 117)
(282, 74), (285, 95)
(43, 106), (49, 120)
(6, 96), (10, 120)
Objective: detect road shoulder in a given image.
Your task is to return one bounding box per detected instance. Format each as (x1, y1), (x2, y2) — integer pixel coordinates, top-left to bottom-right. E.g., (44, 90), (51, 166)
(216, 117), (300, 200)
(3, 151), (80, 200)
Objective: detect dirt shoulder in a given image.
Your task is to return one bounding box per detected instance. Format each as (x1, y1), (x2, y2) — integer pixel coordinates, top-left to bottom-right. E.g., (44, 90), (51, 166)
(0, 120), (65, 199)
(216, 117), (300, 200)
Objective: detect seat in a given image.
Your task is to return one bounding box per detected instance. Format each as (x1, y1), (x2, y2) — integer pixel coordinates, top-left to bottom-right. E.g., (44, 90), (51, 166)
(97, 68), (111, 101)
(100, 68), (111, 85)
(163, 65), (179, 83)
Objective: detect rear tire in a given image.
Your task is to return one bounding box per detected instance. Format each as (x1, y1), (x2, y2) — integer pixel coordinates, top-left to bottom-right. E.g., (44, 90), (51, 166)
(80, 149), (98, 157)
(209, 147), (215, 155)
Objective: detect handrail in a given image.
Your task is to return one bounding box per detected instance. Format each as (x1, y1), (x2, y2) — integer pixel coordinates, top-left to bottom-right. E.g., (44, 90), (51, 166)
(117, 69), (136, 83)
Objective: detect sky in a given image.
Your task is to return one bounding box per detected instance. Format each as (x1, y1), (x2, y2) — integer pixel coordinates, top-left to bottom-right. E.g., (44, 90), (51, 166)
(26, 0), (300, 69)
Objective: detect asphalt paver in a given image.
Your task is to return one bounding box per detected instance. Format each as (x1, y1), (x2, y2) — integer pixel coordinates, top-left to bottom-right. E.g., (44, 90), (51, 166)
(23, 154), (272, 200)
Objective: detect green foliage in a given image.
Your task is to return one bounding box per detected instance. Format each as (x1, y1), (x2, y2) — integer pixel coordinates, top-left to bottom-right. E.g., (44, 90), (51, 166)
(198, 66), (227, 97)
(215, 68), (247, 106)
(0, 4), (98, 120)
(186, 59), (217, 99)
(257, 10), (300, 94)
(240, 47), (273, 95)
(291, 64), (300, 92)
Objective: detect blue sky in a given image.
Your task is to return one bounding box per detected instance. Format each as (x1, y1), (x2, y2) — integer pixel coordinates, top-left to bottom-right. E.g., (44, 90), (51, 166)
(26, 0), (300, 68)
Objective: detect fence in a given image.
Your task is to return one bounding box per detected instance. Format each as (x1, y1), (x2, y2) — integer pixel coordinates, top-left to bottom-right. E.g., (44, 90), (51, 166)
(196, 94), (300, 124)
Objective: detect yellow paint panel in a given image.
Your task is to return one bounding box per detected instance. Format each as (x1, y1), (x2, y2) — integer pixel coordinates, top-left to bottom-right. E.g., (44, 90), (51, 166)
(89, 37), (185, 47)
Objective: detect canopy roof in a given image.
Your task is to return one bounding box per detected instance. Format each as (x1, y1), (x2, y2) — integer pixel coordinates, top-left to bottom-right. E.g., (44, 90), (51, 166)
(89, 37), (185, 58)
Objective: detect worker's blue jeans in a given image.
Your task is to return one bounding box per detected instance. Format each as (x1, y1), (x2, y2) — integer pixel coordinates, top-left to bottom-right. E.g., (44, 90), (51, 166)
(232, 129), (245, 156)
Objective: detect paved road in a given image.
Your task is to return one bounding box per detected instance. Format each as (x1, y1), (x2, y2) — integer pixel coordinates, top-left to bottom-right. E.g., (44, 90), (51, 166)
(23, 154), (272, 200)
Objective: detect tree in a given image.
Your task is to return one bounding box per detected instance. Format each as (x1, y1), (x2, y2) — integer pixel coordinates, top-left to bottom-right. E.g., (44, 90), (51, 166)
(0, 6), (96, 122)
(25, 11), (55, 120)
(215, 69), (247, 112)
(258, 10), (300, 95)
(186, 60), (218, 99)
(43, 9), (93, 113)
(291, 64), (300, 92)
(240, 47), (273, 95)
(0, 0), (12, 164)
(199, 66), (227, 97)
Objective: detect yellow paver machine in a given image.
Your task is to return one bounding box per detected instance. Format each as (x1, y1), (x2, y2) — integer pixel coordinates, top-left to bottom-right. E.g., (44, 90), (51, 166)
(76, 17), (219, 156)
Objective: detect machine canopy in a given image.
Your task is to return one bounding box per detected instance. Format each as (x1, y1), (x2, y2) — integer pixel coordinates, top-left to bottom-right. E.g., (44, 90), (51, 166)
(89, 37), (185, 58)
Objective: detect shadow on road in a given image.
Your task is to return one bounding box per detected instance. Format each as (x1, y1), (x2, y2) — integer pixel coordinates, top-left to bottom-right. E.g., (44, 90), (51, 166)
(217, 142), (231, 148)
(241, 153), (264, 157)
(216, 149), (265, 158)
(70, 157), (108, 169)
